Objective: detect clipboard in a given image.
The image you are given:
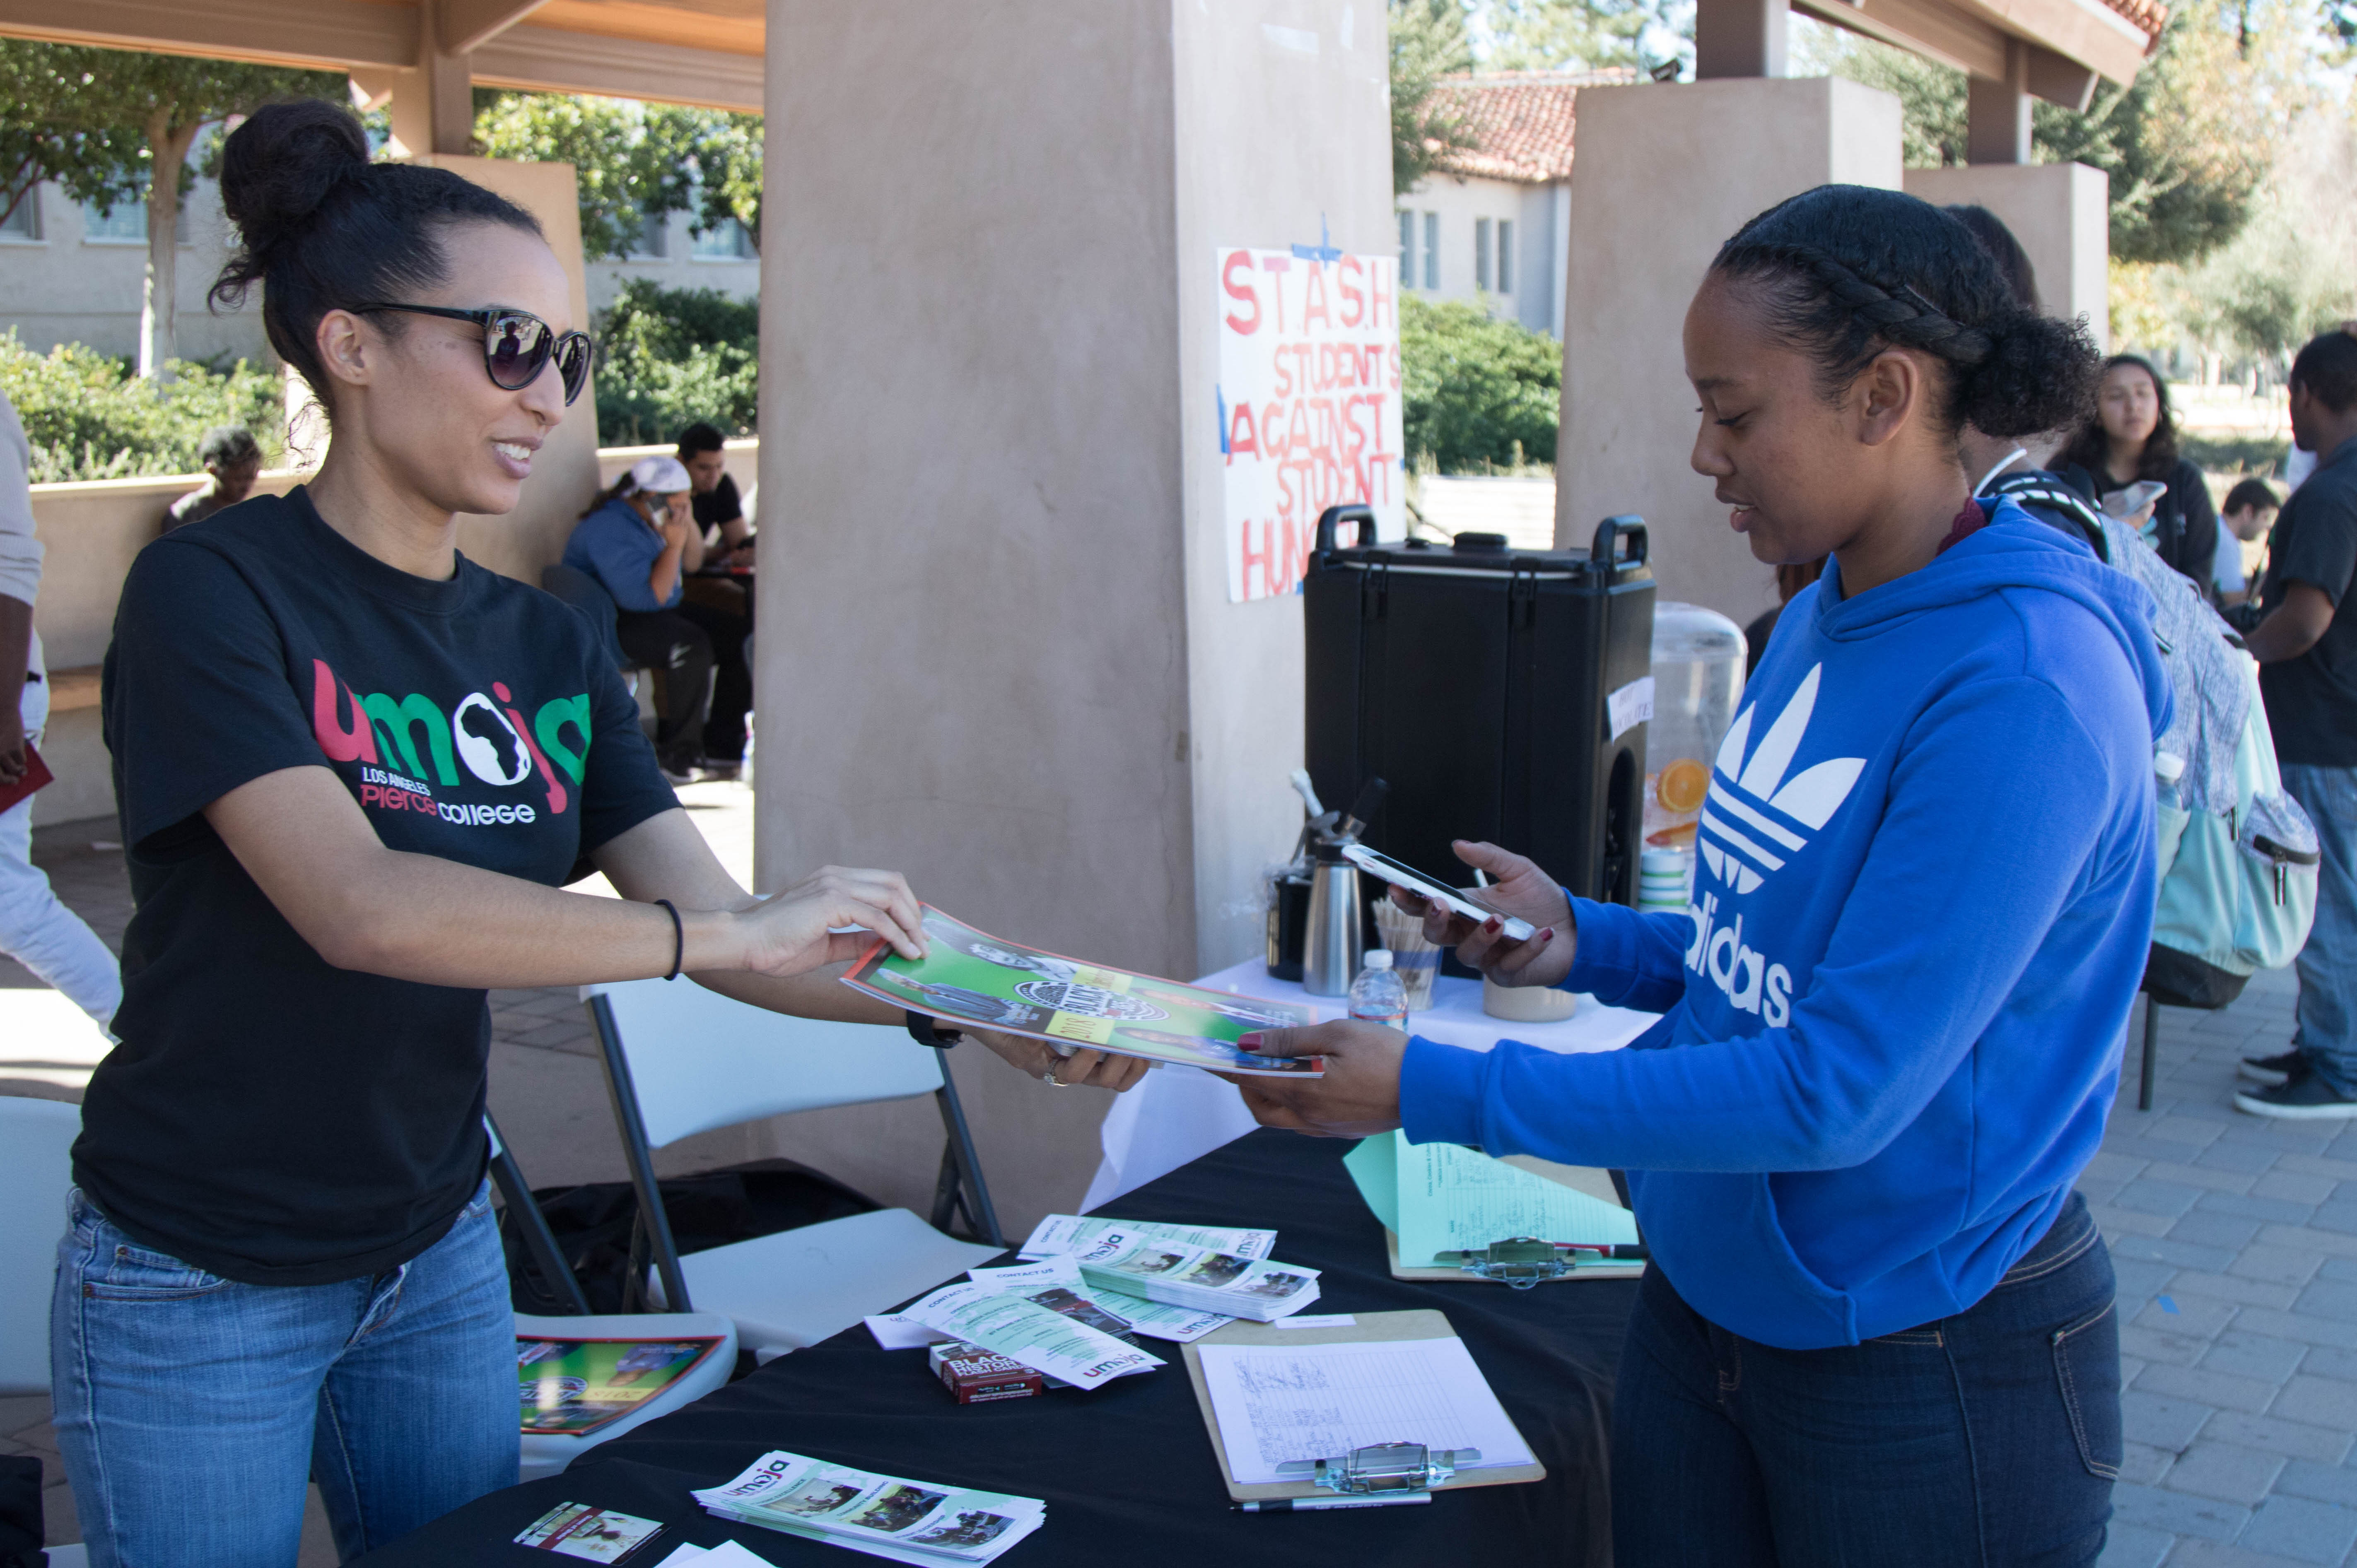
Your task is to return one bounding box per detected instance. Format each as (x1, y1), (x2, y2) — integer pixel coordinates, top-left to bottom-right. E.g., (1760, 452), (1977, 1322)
(1180, 1308), (1548, 1503)
(1382, 1229), (1643, 1284)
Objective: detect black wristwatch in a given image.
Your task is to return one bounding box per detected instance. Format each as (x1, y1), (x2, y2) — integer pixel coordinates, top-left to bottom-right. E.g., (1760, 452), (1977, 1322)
(905, 1010), (963, 1048)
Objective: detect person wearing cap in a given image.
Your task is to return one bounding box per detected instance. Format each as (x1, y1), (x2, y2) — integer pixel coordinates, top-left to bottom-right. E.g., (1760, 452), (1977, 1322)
(564, 454), (752, 781)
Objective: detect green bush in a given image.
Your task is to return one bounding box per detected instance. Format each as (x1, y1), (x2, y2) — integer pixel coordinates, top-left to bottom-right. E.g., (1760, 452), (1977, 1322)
(0, 332), (284, 482)
(1399, 294), (1561, 473)
(593, 279), (759, 446)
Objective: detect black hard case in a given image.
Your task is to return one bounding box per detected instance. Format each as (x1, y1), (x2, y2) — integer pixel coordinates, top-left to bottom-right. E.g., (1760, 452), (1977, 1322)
(1304, 506), (1656, 909)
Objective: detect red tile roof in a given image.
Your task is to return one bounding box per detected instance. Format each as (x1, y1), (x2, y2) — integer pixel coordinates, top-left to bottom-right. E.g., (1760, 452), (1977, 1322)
(1426, 70), (1638, 185)
(2106, 0), (2170, 46)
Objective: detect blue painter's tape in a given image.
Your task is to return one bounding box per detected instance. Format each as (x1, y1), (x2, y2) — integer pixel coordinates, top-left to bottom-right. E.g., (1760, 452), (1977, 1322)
(1292, 214), (1341, 263)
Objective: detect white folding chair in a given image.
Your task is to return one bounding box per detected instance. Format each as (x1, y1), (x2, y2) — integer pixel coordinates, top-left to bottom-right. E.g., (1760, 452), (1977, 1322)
(0, 1096), (91, 1563)
(487, 1115), (738, 1481)
(582, 979), (1005, 1361)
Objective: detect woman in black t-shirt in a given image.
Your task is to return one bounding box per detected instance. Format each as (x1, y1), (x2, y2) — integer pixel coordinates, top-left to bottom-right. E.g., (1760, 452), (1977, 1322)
(2055, 354), (2220, 589)
(59, 101), (1139, 1568)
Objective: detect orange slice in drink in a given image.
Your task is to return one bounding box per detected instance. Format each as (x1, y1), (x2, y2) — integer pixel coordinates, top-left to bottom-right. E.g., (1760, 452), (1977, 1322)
(1657, 758), (1710, 814)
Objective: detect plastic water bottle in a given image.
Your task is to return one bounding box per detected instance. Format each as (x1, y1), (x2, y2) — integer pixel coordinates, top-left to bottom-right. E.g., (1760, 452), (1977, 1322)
(1349, 949), (1409, 1029)
(2155, 751), (2186, 812)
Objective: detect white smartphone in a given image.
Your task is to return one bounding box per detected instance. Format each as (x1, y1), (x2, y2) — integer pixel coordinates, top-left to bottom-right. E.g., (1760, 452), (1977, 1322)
(1340, 843), (1538, 942)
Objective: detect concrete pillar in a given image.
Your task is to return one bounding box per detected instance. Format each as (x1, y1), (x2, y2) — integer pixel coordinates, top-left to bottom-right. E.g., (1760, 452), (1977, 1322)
(373, 11), (475, 160)
(1555, 77), (1901, 628)
(1966, 41), (2033, 166)
(1695, 0), (1788, 79)
(749, 0), (1390, 1231)
(1903, 162), (2111, 352)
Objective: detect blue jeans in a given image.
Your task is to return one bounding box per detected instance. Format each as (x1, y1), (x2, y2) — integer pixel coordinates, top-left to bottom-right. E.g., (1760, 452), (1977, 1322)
(1613, 1191), (2120, 1566)
(2281, 763), (2357, 1096)
(51, 1180), (516, 1567)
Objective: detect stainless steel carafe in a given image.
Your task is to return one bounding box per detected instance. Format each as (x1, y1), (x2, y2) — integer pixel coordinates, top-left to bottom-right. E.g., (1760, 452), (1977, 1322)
(1302, 841), (1363, 997)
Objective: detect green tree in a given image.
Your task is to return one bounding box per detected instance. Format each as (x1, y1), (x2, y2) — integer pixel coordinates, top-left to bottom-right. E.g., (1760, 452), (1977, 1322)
(472, 90), (762, 261)
(0, 330), (283, 482)
(1390, 0), (1479, 195)
(591, 279), (759, 445)
(1399, 293), (1561, 470)
(1795, 0), (2275, 267)
(1483, 0), (1692, 76)
(0, 41), (340, 378)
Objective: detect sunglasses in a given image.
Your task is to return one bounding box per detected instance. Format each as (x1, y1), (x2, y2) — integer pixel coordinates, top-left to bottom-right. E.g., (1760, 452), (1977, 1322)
(355, 303), (596, 405)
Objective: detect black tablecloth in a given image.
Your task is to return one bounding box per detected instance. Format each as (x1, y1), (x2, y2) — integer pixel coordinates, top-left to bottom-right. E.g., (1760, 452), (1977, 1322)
(355, 1130), (1636, 1567)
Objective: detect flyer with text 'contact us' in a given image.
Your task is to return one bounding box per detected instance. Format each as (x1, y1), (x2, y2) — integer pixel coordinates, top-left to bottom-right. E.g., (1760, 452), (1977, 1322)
(842, 908), (1324, 1077)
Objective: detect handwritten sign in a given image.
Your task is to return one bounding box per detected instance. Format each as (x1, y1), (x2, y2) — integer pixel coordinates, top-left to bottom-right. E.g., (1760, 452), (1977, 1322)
(1217, 247), (1406, 602)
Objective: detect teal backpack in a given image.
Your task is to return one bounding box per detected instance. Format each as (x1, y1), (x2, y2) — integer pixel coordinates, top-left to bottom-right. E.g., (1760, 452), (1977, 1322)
(2146, 667), (2320, 1007)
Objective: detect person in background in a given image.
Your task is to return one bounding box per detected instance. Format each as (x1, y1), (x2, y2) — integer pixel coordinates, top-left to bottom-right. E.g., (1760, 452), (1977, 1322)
(1740, 558), (1824, 674)
(164, 425), (264, 531)
(2213, 477), (2280, 608)
(2234, 330), (2357, 1119)
(678, 421), (751, 555)
(566, 455), (752, 782)
(2056, 355), (2220, 589)
(1230, 185), (2154, 1565)
(0, 386), (122, 1028)
(1945, 206), (2108, 558)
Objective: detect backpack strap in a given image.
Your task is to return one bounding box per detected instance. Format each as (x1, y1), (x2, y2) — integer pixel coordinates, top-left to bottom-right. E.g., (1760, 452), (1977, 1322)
(1985, 472), (2111, 563)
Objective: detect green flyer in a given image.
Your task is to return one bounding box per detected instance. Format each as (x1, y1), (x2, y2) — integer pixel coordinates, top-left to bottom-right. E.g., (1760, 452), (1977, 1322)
(843, 907), (1324, 1077)
(517, 1335), (726, 1436)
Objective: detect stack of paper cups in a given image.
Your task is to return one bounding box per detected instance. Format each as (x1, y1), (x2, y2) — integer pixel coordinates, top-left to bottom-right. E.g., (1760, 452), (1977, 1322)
(1372, 899), (1441, 1011)
(1638, 848), (1691, 913)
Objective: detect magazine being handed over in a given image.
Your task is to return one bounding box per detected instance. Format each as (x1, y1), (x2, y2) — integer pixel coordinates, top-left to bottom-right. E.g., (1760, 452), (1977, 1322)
(843, 908), (1323, 1077)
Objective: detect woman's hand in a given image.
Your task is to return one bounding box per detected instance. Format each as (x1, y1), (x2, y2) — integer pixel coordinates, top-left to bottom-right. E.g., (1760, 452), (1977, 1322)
(1385, 840), (1575, 989)
(1216, 1020), (1408, 1137)
(722, 865), (927, 978)
(969, 1030), (1152, 1092)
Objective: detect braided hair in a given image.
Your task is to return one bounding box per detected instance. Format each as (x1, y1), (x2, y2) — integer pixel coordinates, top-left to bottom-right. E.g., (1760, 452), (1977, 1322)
(1711, 185), (2098, 441)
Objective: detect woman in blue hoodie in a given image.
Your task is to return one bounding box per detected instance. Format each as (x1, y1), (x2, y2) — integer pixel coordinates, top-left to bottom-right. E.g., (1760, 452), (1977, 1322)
(1234, 186), (2168, 1564)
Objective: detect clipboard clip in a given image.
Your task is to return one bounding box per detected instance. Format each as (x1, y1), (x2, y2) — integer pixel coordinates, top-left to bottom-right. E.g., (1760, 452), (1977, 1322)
(1274, 1441), (1478, 1496)
(1434, 1236), (1645, 1289)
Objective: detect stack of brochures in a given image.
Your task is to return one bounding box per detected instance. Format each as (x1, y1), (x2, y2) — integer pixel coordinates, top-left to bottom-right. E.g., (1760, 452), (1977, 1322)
(1018, 1212), (1317, 1323)
(900, 1261), (1166, 1391)
(1066, 1228), (1320, 1323)
(695, 1452), (1043, 1564)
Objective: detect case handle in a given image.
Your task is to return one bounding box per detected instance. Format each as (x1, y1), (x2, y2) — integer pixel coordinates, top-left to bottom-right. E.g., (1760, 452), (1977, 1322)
(1590, 515), (1648, 576)
(1316, 503), (1376, 558)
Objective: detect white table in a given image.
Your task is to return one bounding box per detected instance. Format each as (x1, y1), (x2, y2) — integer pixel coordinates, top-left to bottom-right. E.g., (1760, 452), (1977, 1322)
(1081, 957), (1660, 1211)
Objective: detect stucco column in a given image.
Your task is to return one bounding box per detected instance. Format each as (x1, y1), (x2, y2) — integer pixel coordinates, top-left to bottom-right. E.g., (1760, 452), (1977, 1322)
(1903, 163), (2111, 353)
(1695, 0), (1789, 79)
(750, 0), (1391, 1230)
(1556, 78), (1901, 629)
(1966, 41), (2034, 166)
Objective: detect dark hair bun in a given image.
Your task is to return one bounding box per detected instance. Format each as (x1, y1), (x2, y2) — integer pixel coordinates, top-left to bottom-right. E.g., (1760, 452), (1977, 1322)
(217, 100), (370, 259)
(1959, 311), (2100, 439)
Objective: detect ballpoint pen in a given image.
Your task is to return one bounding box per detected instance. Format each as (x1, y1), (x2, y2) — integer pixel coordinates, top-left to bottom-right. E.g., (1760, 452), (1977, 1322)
(1235, 1493), (1434, 1512)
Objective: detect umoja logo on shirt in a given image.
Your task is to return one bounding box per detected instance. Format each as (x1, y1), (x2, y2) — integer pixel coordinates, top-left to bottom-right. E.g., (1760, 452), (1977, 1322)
(309, 660), (590, 818)
(1695, 664), (1865, 896)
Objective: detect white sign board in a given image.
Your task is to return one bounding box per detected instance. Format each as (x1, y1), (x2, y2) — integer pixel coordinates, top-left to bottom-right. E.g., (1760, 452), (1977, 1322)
(1216, 247), (1406, 602)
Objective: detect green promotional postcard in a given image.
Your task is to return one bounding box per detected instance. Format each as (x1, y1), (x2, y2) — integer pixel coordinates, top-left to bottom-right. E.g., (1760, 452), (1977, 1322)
(517, 1336), (725, 1436)
(844, 908), (1324, 1077)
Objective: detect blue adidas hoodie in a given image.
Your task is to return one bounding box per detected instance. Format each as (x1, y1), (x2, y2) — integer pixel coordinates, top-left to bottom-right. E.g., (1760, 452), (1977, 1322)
(1399, 503), (2171, 1349)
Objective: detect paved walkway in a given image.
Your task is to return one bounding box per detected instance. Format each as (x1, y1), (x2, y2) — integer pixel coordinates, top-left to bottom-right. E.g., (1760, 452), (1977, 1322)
(4, 800), (2355, 1564)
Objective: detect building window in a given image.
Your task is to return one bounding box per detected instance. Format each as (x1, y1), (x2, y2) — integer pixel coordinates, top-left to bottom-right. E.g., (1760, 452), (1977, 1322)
(626, 210), (669, 260)
(1497, 219), (1513, 295)
(691, 216), (755, 261)
(80, 198), (191, 245)
(0, 189), (39, 243)
(1398, 210), (1412, 281)
(1475, 218), (1492, 292)
(1422, 212), (1438, 290)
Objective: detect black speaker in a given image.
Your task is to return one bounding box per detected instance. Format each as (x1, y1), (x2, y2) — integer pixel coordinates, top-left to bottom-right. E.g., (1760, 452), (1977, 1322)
(1304, 505), (1655, 909)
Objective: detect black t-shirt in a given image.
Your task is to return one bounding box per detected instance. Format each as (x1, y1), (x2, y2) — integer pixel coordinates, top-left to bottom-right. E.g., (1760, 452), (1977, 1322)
(2259, 438), (2357, 767)
(2061, 456), (2217, 588)
(82, 488), (678, 1286)
(693, 473), (744, 541)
